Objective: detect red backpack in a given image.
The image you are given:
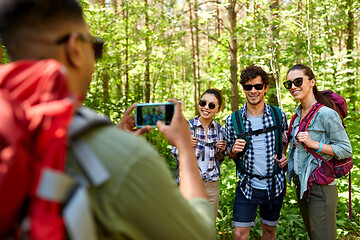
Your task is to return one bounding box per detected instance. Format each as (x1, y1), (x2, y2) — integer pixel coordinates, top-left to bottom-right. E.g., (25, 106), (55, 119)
(0, 60), (104, 239)
(288, 90), (353, 218)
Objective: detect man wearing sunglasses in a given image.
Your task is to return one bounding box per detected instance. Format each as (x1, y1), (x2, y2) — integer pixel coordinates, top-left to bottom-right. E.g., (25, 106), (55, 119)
(0, 0), (215, 239)
(224, 65), (288, 240)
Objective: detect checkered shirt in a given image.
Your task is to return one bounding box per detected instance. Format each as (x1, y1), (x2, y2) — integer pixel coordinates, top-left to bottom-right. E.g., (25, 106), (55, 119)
(171, 116), (224, 181)
(224, 103), (288, 200)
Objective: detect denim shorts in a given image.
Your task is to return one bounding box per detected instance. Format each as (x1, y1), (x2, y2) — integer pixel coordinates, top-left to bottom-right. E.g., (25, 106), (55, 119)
(233, 185), (284, 228)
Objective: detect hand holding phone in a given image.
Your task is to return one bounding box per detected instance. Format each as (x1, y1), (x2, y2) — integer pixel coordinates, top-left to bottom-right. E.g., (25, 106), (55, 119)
(156, 99), (191, 148)
(135, 102), (175, 127)
(117, 103), (152, 136)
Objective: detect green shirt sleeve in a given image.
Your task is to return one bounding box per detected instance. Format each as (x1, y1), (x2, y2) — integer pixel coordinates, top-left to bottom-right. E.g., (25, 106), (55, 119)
(67, 126), (215, 240)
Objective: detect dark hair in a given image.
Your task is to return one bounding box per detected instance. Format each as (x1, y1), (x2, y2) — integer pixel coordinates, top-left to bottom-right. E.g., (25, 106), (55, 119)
(0, 0), (84, 59)
(287, 64), (342, 119)
(201, 88), (223, 110)
(240, 65), (269, 86)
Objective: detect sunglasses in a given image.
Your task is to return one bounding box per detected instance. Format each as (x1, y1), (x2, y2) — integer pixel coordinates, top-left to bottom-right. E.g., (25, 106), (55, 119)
(55, 33), (105, 60)
(243, 83), (264, 91)
(283, 77), (303, 89)
(199, 100), (216, 109)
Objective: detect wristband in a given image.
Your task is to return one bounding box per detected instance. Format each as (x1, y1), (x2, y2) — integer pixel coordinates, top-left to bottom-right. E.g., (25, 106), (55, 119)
(229, 145), (234, 155)
(317, 141), (323, 153)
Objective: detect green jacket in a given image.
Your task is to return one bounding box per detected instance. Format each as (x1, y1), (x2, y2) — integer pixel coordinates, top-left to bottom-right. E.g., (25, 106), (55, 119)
(67, 124), (215, 240)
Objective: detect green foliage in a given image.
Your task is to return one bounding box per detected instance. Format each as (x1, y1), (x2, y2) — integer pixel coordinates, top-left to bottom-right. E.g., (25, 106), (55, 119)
(143, 108), (360, 239)
(78, 0), (360, 239)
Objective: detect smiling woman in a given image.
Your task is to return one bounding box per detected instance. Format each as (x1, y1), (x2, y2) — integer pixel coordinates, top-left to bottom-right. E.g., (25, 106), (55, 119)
(171, 88), (226, 219)
(285, 64), (352, 240)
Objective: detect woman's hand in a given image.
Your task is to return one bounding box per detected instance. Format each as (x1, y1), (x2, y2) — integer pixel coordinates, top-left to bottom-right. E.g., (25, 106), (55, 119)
(190, 137), (198, 147)
(216, 140), (226, 152)
(296, 131), (317, 149)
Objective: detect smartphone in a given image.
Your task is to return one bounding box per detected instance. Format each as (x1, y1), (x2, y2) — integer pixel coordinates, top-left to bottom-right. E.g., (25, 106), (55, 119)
(135, 102), (175, 127)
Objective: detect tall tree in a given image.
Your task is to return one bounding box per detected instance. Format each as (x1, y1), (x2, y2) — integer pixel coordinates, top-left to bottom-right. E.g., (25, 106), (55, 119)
(188, 0), (198, 115)
(296, 0), (302, 63)
(122, 0), (130, 101)
(144, 0), (151, 103)
(227, 0), (239, 112)
(268, 0), (281, 108)
(345, 0), (356, 110)
(306, 0), (314, 68)
(194, 0), (201, 102)
(206, 20), (211, 89)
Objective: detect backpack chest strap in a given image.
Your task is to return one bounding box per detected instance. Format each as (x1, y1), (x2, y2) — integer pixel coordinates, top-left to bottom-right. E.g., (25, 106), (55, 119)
(197, 139), (217, 147)
(239, 124), (282, 138)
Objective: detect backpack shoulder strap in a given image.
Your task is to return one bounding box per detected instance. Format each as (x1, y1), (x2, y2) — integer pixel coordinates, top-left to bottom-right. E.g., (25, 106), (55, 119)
(68, 107), (113, 187)
(299, 102), (324, 132)
(288, 113), (298, 136)
(230, 111), (248, 175)
(269, 105), (283, 160)
(231, 110), (249, 154)
(69, 107), (114, 139)
(214, 122), (223, 140)
(188, 118), (195, 137)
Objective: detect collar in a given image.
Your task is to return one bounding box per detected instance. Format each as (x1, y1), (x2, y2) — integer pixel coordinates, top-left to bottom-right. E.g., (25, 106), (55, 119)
(193, 115), (216, 128)
(240, 102), (271, 119)
(295, 100), (318, 117)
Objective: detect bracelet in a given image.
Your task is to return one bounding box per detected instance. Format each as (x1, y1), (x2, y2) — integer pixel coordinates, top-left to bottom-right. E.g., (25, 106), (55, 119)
(317, 141), (323, 153)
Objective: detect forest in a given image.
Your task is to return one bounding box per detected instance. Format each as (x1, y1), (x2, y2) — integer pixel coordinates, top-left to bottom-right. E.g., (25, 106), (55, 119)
(1, 0), (359, 239)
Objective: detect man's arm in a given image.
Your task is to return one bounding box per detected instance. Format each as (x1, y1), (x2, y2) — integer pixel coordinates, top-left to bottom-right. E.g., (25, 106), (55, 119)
(157, 99), (207, 200)
(224, 115), (244, 159)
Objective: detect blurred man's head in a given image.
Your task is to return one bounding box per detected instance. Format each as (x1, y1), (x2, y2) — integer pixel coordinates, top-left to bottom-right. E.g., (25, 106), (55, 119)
(0, 0), (104, 98)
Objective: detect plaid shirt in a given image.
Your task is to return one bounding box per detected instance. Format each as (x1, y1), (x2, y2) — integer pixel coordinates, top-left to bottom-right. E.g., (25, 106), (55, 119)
(224, 103), (288, 200)
(171, 116), (224, 181)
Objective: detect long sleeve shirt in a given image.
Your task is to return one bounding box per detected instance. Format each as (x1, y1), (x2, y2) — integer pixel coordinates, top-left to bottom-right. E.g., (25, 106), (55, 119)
(287, 104), (352, 199)
(171, 116), (224, 181)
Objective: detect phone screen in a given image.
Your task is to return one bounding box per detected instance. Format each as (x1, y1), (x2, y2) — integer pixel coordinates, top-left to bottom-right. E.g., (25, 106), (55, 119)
(135, 103), (175, 127)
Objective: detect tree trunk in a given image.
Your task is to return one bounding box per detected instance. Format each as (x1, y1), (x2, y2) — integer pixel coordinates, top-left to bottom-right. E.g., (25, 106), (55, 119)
(305, 0), (313, 69)
(122, 0), (130, 101)
(188, 0), (199, 115)
(194, 0), (201, 101)
(206, 21), (211, 89)
(216, 0), (221, 36)
(181, 25), (187, 110)
(346, 0), (356, 110)
(228, 0), (239, 112)
(112, 0), (118, 13)
(144, 0), (151, 103)
(102, 72), (110, 116)
(268, 0), (281, 108)
(296, 0), (302, 64)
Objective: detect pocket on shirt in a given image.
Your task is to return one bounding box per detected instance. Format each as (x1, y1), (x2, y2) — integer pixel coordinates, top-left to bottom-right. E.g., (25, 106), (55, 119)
(307, 126), (325, 142)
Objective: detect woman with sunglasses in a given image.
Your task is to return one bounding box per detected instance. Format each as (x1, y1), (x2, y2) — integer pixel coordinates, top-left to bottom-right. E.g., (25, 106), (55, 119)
(285, 64), (352, 240)
(171, 88), (226, 218)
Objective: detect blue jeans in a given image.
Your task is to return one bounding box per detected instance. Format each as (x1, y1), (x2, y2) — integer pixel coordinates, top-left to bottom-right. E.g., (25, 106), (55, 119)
(233, 185), (284, 228)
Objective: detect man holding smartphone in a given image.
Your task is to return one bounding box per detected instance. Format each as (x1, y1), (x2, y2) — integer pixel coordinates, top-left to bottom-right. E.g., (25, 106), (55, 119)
(0, 0), (215, 239)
